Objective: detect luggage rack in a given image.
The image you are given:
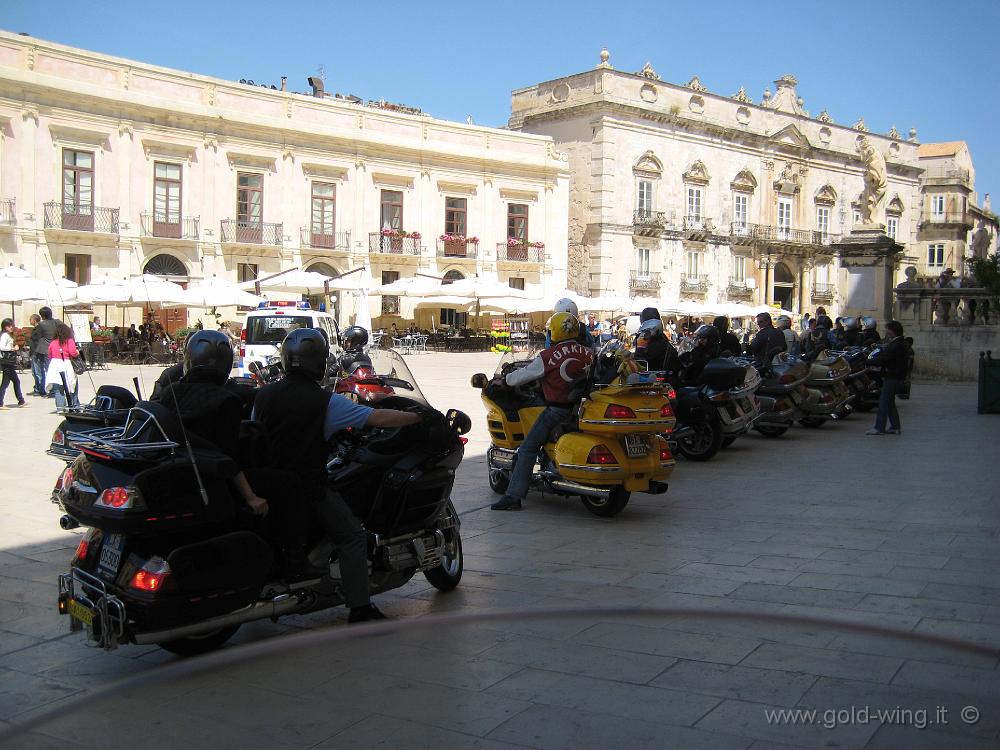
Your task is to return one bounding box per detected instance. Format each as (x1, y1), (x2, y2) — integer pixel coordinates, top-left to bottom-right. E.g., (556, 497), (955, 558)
(58, 566), (127, 650)
(66, 407), (179, 460)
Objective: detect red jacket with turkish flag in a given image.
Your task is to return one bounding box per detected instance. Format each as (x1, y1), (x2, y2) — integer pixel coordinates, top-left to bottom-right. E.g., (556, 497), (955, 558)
(505, 340), (594, 406)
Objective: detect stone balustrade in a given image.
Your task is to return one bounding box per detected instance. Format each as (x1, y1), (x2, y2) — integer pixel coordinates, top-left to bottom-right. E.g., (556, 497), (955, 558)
(894, 287), (997, 327)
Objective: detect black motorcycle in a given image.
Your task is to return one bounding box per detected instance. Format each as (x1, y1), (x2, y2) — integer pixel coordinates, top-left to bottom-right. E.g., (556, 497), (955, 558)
(54, 353), (470, 655)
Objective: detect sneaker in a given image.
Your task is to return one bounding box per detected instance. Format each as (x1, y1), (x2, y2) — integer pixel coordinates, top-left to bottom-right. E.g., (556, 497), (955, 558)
(348, 603), (388, 624)
(865, 428), (885, 435)
(886, 428), (901, 435)
(14, 402), (27, 408)
(491, 496), (523, 511)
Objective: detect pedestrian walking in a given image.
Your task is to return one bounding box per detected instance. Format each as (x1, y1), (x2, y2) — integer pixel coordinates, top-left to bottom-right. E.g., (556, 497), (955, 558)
(0, 318), (27, 408)
(866, 320), (907, 436)
(29, 308), (60, 397)
(45, 323), (81, 409)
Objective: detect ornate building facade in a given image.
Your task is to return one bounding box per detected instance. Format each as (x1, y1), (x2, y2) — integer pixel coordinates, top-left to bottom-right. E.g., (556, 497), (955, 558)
(510, 51), (924, 316)
(0, 31), (569, 330)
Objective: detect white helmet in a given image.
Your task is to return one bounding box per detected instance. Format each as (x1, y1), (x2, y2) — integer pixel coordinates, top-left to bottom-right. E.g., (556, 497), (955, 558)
(553, 297), (579, 317)
(775, 315), (792, 330)
(637, 318), (663, 338)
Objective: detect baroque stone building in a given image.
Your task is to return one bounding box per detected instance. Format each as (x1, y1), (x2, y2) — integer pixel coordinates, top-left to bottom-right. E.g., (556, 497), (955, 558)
(510, 51), (924, 316)
(0, 31), (569, 330)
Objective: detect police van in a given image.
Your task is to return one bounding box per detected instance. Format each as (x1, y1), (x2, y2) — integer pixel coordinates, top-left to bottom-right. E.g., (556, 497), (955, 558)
(239, 301), (341, 375)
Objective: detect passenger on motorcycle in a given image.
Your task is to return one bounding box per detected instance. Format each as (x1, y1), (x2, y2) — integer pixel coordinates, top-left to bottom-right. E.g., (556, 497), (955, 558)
(633, 313), (681, 380)
(679, 324), (722, 385)
(544, 298), (595, 348)
(157, 330), (324, 580)
(713, 316), (743, 357)
(776, 315), (800, 357)
(337, 325), (373, 375)
(253, 328), (422, 623)
(842, 317), (861, 347)
(749, 312), (787, 367)
(858, 317), (882, 348)
(491, 312), (595, 511)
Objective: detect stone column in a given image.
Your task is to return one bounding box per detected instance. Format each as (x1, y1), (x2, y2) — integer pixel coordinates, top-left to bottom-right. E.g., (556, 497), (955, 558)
(832, 229), (903, 322)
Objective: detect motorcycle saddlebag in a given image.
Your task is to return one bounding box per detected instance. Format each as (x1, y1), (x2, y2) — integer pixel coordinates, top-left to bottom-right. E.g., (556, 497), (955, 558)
(701, 358), (748, 390)
(367, 466), (455, 537)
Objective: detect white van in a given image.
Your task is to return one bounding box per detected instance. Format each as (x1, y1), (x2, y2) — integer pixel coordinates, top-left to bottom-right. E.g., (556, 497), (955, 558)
(239, 301), (341, 375)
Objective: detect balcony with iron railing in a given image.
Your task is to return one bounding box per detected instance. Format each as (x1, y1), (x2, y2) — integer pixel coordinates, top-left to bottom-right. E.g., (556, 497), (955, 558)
(140, 213), (200, 240)
(629, 271), (660, 294)
(730, 222), (841, 247)
(369, 232), (421, 255)
(812, 282), (836, 300)
(220, 219), (282, 246)
(381, 295), (401, 315)
(727, 277), (754, 297)
(680, 273), (710, 293)
(44, 202), (119, 234)
(0, 199), (14, 227)
(496, 242), (545, 263)
(633, 209), (668, 233)
(919, 211), (973, 228)
(301, 228), (351, 251)
(436, 237), (479, 259)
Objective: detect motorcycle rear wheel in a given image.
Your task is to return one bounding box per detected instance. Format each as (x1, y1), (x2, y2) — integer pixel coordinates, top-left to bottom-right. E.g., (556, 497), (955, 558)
(487, 460), (510, 495)
(159, 625), (240, 656)
(675, 422), (723, 462)
(424, 513), (463, 591)
(798, 416), (827, 428)
(580, 487), (630, 517)
(755, 424), (790, 438)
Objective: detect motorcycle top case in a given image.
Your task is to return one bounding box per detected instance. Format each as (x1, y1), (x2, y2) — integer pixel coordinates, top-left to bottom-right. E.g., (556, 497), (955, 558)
(701, 358), (749, 390)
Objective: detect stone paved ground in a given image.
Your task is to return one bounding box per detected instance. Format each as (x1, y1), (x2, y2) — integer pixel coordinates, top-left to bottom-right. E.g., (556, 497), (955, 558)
(0, 354), (998, 749)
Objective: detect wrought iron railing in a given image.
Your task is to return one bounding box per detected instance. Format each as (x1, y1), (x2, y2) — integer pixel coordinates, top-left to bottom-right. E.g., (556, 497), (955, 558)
(220, 219), (282, 246)
(496, 243), (544, 263)
(140, 213), (199, 240)
(43, 202), (119, 234)
(680, 274), (710, 293)
(683, 215), (713, 233)
(369, 233), (421, 255)
(301, 228), (351, 251)
(436, 238), (479, 259)
(633, 210), (667, 230)
(629, 271), (660, 292)
(0, 199), (14, 226)
(730, 222), (841, 246)
(381, 295), (401, 315)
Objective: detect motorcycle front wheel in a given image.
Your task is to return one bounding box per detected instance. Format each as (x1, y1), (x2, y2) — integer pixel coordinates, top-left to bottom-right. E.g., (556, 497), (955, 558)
(755, 424), (790, 438)
(580, 487), (630, 517)
(424, 522), (463, 591)
(798, 416), (827, 428)
(487, 451), (510, 495)
(159, 625), (240, 656)
(675, 422), (723, 461)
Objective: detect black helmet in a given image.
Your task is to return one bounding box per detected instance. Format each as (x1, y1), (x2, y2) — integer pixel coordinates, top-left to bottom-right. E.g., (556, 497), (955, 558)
(183, 330), (233, 384)
(843, 317), (859, 332)
(342, 325), (369, 350)
(281, 327), (328, 380)
(640, 307), (661, 323)
(694, 324), (721, 348)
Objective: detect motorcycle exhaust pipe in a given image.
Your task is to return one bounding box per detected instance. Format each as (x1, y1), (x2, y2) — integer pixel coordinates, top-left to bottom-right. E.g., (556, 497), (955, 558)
(59, 515), (79, 530)
(132, 594), (304, 646)
(548, 479), (611, 500)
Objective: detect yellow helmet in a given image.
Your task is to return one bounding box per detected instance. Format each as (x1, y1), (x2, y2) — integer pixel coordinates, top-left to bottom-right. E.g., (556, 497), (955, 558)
(547, 311), (580, 344)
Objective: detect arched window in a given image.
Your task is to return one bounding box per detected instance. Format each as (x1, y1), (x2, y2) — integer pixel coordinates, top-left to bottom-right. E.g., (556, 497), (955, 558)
(442, 269), (465, 285)
(142, 254), (186, 277)
(773, 262), (795, 284)
(306, 262), (339, 277)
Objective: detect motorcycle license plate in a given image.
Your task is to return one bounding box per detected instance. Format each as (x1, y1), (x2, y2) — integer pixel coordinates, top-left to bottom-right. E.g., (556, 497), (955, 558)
(624, 434), (648, 458)
(67, 598), (94, 628)
(98, 533), (125, 579)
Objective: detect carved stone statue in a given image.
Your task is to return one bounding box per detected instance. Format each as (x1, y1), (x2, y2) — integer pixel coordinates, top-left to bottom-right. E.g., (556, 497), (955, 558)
(857, 136), (887, 225)
(896, 266), (919, 289)
(971, 222), (991, 257)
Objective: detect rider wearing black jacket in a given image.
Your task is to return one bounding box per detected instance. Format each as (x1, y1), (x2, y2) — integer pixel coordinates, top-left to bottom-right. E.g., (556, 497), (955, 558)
(712, 316), (743, 357)
(680, 325), (722, 385)
(749, 312), (787, 367)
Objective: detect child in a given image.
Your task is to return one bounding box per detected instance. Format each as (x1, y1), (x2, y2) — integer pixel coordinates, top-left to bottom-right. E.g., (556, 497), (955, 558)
(0, 318), (27, 408)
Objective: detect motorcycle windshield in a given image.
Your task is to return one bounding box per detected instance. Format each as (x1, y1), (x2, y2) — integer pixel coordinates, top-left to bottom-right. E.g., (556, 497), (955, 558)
(366, 349), (427, 404)
(493, 348), (543, 378)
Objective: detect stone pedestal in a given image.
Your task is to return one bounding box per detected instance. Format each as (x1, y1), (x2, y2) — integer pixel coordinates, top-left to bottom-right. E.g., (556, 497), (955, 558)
(832, 227), (904, 322)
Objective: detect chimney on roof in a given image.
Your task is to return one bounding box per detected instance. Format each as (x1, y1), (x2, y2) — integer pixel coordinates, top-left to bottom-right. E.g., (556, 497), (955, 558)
(985, 193), (991, 212)
(280, 76), (287, 92)
(307, 76), (325, 98)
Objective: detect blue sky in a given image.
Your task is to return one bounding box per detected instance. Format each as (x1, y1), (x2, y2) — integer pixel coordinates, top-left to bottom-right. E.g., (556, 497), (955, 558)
(5, 0), (999, 203)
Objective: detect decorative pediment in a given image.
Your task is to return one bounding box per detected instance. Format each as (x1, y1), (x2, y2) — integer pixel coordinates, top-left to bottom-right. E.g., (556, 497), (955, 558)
(633, 151), (663, 177)
(227, 151), (277, 171)
(730, 169), (757, 193)
(773, 162), (802, 195)
(499, 187), (539, 202)
(887, 195), (905, 215)
(814, 184), (838, 205)
(686, 76), (707, 93)
(682, 160), (710, 185)
(638, 62), (660, 81)
(302, 162), (350, 180)
(769, 124), (810, 149)
(731, 87), (753, 104)
(817, 110), (833, 123)
(763, 75), (807, 116)
(49, 124), (112, 149)
(851, 192), (863, 208)
(436, 180), (477, 195)
(141, 138), (198, 162)
(371, 172), (415, 189)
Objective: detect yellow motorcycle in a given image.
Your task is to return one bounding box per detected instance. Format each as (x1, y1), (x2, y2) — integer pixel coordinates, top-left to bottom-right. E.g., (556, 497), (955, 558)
(471, 346), (676, 517)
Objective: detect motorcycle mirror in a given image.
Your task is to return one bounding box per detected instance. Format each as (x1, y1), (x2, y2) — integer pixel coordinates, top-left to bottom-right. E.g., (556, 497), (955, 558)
(470, 373), (488, 389)
(445, 408), (472, 435)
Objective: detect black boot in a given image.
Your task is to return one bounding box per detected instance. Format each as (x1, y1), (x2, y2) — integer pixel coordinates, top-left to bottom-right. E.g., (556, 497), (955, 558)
(282, 547), (328, 581)
(348, 603), (387, 624)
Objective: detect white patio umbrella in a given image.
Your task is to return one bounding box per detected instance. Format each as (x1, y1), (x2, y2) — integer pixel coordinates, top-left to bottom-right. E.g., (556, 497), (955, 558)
(0, 266), (48, 313)
(373, 276), (444, 296)
(182, 276), (265, 308)
(32, 278), (80, 307)
(238, 269), (334, 295)
(124, 274), (187, 307)
(585, 291), (636, 313)
(477, 296), (553, 314)
(437, 278), (532, 299)
(414, 295), (476, 308)
(76, 275), (132, 305)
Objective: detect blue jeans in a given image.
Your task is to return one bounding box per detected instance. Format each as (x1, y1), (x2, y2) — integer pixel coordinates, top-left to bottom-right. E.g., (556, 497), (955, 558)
(31, 353), (47, 395)
(874, 377), (901, 432)
(504, 406), (570, 502)
(50, 383), (80, 409)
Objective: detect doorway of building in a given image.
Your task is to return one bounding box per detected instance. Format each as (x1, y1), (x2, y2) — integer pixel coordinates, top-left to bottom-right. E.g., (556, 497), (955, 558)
(304, 262), (341, 320)
(773, 262), (795, 311)
(143, 253), (188, 336)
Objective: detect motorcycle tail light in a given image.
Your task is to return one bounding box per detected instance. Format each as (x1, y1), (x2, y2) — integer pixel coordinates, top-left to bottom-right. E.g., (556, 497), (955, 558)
(52, 428), (65, 446)
(665, 387), (677, 400)
(95, 486), (145, 511)
(660, 404), (673, 417)
(587, 445), (618, 464)
(56, 466), (73, 491)
(659, 445), (672, 461)
(129, 556), (171, 593)
(604, 404), (636, 419)
(72, 537), (89, 564)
